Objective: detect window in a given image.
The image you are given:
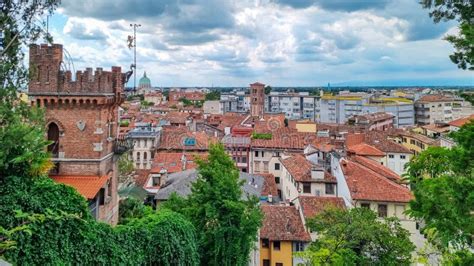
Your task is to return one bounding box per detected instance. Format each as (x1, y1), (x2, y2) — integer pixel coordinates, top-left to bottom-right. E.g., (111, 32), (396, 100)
(137, 152), (141, 162)
(294, 241), (305, 252)
(378, 204), (388, 218)
(274, 163), (280, 170)
(241, 156), (247, 163)
(47, 122), (60, 157)
(263, 260), (270, 266)
(273, 241), (281, 251)
(303, 183), (311, 193)
(261, 238), (269, 248)
(361, 203), (370, 209)
(400, 155), (406, 159)
(255, 151), (259, 157)
(276, 263), (283, 266)
(410, 139), (415, 145)
(144, 152), (148, 161)
(325, 183), (335, 195)
(275, 176), (280, 184)
(261, 151), (265, 157)
(263, 162), (269, 172)
(388, 154), (394, 159)
(254, 162), (260, 172)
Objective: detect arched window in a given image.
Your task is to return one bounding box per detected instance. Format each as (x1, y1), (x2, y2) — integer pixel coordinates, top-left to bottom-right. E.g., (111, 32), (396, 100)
(137, 152), (141, 162)
(47, 122), (60, 157)
(144, 152), (148, 161)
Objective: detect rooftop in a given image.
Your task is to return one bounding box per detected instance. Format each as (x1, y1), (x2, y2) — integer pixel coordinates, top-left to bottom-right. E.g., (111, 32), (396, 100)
(281, 154), (336, 183)
(448, 114), (474, 128)
(260, 205), (311, 242)
(51, 175), (109, 199)
(340, 157), (412, 203)
(298, 196), (346, 219)
(155, 169), (263, 201)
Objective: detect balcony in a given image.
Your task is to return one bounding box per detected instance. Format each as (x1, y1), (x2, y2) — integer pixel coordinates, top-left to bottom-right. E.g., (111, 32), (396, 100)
(113, 137), (133, 155)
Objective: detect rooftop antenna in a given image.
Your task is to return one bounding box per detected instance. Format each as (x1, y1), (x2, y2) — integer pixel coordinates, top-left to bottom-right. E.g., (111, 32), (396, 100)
(128, 23), (141, 94)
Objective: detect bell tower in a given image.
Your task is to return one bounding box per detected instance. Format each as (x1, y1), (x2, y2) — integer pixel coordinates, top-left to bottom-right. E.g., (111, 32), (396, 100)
(250, 82), (265, 118)
(28, 43), (127, 225)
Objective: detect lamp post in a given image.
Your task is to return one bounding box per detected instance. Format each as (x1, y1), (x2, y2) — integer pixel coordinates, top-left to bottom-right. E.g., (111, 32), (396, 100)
(128, 23), (141, 94)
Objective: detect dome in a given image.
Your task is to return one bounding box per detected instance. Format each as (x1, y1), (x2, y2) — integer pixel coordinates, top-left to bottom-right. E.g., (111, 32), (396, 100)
(138, 71), (151, 88)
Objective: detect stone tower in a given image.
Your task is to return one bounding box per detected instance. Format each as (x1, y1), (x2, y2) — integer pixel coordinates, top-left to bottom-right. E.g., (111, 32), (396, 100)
(28, 43), (126, 225)
(250, 82), (265, 118)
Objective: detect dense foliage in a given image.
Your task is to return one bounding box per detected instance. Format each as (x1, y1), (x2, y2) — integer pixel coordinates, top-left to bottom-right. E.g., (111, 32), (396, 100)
(0, 1), (199, 265)
(420, 0), (473, 70)
(205, 90), (221, 101)
(405, 121), (474, 262)
(162, 144), (263, 266)
(300, 207), (415, 265)
(251, 132), (272, 140)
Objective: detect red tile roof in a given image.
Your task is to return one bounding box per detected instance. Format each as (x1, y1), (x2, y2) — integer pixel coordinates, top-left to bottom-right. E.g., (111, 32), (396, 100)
(350, 155), (400, 182)
(346, 131), (411, 154)
(260, 205), (311, 242)
(151, 152), (206, 174)
(281, 154), (336, 183)
(134, 169), (151, 188)
(298, 196), (346, 219)
(417, 94), (453, 103)
(348, 143), (385, 157)
(448, 114), (474, 128)
(258, 173), (278, 197)
(159, 127), (218, 151)
(340, 157), (413, 203)
(51, 175), (109, 199)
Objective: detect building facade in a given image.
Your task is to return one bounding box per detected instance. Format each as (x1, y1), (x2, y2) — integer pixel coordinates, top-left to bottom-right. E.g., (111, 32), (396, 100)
(250, 82), (265, 118)
(28, 43), (125, 224)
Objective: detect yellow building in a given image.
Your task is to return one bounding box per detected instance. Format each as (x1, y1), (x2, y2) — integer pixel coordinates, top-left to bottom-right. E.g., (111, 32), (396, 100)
(260, 205), (310, 266)
(392, 131), (439, 155)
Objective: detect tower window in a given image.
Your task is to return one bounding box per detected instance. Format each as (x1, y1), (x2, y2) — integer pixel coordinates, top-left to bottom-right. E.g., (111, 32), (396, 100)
(47, 122), (60, 157)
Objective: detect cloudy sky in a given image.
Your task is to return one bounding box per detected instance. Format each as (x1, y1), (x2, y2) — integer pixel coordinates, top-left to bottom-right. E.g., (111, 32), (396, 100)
(45, 0), (473, 87)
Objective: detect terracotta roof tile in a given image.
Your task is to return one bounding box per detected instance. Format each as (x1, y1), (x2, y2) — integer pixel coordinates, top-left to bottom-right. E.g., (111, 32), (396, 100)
(348, 143), (385, 157)
(350, 155), (400, 182)
(340, 157), (413, 203)
(448, 114), (474, 128)
(281, 154), (336, 183)
(257, 173), (278, 197)
(260, 205), (311, 242)
(347, 131), (410, 154)
(298, 196), (346, 219)
(50, 175), (109, 199)
(159, 127), (218, 151)
(151, 152), (206, 174)
(134, 169), (151, 188)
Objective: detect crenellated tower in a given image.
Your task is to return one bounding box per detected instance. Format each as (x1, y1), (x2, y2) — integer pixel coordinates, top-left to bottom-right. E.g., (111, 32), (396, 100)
(28, 43), (127, 225)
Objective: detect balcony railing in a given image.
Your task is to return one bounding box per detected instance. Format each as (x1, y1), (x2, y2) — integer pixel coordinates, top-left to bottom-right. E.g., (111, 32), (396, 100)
(114, 137), (133, 155)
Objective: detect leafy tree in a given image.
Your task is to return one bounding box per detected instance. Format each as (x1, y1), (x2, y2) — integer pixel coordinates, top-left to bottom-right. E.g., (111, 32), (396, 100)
(205, 90), (221, 101)
(405, 121), (474, 262)
(420, 0), (474, 70)
(300, 207), (415, 265)
(118, 197), (148, 224)
(118, 154), (134, 183)
(264, 85), (272, 95)
(179, 97), (193, 106)
(162, 144), (263, 266)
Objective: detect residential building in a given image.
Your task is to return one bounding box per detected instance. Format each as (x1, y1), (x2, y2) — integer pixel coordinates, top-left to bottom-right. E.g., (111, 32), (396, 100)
(280, 154), (338, 202)
(222, 126), (252, 172)
(346, 112), (394, 131)
(318, 94), (369, 124)
(144, 91), (164, 105)
(28, 43), (125, 224)
(362, 98), (415, 128)
(391, 131), (439, 155)
(332, 154), (421, 246)
(414, 94), (473, 125)
(267, 91), (319, 120)
(346, 131), (412, 175)
(220, 90), (250, 113)
(203, 100), (222, 114)
(168, 88), (205, 105)
(260, 205), (311, 266)
(128, 122), (160, 169)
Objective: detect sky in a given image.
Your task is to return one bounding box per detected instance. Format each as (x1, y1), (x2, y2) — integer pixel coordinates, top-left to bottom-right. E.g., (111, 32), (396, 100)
(43, 0), (474, 87)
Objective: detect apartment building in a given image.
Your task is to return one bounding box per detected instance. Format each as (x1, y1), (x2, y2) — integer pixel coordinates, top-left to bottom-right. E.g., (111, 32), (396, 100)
(266, 91), (319, 120)
(414, 94), (473, 125)
(128, 122), (161, 169)
(318, 94), (369, 124)
(362, 98), (415, 128)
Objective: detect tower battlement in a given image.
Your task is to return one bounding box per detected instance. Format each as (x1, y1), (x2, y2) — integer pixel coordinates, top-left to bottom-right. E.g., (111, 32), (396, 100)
(29, 44), (124, 95)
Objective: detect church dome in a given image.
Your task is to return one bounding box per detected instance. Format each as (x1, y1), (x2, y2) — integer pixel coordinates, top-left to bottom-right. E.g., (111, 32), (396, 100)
(138, 71), (151, 88)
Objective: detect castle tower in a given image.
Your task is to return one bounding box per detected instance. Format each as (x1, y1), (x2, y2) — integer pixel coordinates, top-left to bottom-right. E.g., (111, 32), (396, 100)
(250, 82), (265, 118)
(28, 44), (126, 225)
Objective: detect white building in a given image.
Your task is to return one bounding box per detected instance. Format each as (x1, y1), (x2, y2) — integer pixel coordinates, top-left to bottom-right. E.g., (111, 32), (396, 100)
(128, 122), (161, 169)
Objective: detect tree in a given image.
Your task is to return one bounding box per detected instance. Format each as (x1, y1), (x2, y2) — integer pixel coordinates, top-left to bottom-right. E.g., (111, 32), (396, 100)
(405, 121), (474, 263)
(162, 144), (263, 266)
(300, 207), (415, 265)
(264, 85), (272, 95)
(205, 90), (221, 101)
(420, 0), (474, 70)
